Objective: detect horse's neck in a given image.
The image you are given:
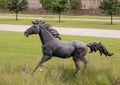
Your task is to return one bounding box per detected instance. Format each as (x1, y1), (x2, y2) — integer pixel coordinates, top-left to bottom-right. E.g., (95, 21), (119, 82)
(39, 28), (55, 45)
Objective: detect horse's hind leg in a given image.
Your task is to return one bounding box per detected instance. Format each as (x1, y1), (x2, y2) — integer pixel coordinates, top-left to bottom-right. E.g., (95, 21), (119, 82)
(73, 57), (87, 75)
(73, 57), (80, 76)
(80, 57), (88, 72)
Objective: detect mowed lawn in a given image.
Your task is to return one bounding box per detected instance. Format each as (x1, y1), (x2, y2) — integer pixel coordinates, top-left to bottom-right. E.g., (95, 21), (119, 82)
(0, 13), (120, 30)
(0, 31), (120, 85)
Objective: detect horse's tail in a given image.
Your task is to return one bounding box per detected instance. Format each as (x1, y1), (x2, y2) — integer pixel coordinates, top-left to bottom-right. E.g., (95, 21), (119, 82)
(86, 41), (113, 57)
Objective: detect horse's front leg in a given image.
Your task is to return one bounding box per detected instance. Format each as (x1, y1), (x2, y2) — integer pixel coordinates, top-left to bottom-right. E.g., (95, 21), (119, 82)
(31, 55), (52, 75)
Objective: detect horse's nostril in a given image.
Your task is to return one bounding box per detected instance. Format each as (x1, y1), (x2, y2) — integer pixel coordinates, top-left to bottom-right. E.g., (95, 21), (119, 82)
(24, 31), (27, 33)
(24, 32), (27, 35)
(24, 32), (29, 37)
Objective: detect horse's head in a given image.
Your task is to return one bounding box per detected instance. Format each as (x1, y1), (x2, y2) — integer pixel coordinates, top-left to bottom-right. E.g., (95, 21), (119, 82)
(24, 20), (61, 39)
(24, 21), (40, 37)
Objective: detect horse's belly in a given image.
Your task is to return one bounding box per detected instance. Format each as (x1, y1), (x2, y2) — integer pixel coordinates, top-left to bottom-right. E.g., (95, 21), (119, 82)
(53, 46), (75, 58)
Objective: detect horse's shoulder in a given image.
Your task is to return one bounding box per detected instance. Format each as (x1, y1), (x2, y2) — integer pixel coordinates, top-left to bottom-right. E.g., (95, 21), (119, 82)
(42, 45), (52, 56)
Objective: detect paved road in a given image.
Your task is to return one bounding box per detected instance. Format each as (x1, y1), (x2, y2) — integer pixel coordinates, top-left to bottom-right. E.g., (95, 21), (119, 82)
(0, 24), (120, 38)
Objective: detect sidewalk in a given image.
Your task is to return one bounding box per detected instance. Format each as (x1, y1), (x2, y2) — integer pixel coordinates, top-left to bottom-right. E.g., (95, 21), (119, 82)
(0, 24), (120, 38)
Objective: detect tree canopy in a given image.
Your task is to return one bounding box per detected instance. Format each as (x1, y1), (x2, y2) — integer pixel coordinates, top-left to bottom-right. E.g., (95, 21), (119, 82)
(52, 0), (69, 22)
(0, 0), (11, 9)
(40, 0), (69, 22)
(70, 0), (82, 15)
(8, 0), (28, 20)
(40, 0), (53, 11)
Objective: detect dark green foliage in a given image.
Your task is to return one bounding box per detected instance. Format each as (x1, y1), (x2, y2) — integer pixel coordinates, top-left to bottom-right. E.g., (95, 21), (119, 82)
(8, 0), (28, 20)
(40, 0), (69, 22)
(52, 0), (69, 13)
(0, 0), (11, 8)
(70, 0), (82, 15)
(52, 0), (69, 22)
(99, 0), (120, 24)
(40, 0), (53, 11)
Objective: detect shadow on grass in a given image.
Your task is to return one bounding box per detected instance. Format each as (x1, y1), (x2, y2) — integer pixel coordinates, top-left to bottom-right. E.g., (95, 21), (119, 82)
(104, 23), (118, 25)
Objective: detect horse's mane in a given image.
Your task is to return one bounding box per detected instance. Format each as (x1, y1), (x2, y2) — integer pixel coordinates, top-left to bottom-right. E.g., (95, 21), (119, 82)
(32, 20), (61, 40)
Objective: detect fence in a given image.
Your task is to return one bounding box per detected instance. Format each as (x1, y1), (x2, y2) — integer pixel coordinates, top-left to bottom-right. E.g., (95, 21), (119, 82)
(0, 8), (102, 15)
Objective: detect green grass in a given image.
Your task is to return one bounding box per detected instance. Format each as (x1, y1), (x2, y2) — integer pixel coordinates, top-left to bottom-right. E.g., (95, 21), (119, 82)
(0, 13), (120, 20)
(0, 13), (120, 30)
(46, 20), (120, 30)
(0, 18), (120, 30)
(0, 31), (120, 85)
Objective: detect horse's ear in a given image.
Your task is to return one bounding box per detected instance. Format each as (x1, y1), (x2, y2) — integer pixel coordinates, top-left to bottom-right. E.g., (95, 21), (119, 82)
(42, 21), (45, 24)
(99, 41), (101, 44)
(40, 20), (45, 24)
(32, 21), (36, 24)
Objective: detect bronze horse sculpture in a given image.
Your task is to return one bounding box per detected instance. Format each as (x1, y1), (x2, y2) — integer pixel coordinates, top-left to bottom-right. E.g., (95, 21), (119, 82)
(24, 20), (113, 75)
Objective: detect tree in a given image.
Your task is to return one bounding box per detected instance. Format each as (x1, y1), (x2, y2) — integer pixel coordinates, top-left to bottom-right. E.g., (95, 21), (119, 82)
(99, 0), (120, 24)
(40, 0), (69, 22)
(70, 0), (82, 15)
(40, 0), (53, 13)
(0, 0), (11, 9)
(8, 0), (28, 20)
(52, 0), (69, 22)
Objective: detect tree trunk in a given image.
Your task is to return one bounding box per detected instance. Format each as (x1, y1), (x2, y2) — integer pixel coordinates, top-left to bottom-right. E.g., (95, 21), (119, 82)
(59, 11), (61, 22)
(110, 14), (113, 25)
(16, 12), (18, 20)
(46, 10), (49, 15)
(74, 9), (77, 16)
(92, 9), (94, 16)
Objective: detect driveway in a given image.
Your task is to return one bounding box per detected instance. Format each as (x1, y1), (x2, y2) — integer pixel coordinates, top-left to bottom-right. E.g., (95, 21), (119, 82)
(0, 24), (120, 38)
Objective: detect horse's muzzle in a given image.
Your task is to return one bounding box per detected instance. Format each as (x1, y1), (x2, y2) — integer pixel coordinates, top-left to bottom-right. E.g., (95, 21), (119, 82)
(24, 32), (29, 37)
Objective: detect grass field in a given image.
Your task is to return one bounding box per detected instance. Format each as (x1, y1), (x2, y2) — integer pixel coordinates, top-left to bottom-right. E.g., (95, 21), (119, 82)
(0, 31), (120, 85)
(0, 18), (120, 30)
(0, 13), (120, 30)
(0, 13), (120, 20)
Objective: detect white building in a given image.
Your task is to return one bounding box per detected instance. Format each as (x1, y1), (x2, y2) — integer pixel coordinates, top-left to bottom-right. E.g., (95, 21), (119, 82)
(27, 0), (42, 9)
(81, 0), (100, 9)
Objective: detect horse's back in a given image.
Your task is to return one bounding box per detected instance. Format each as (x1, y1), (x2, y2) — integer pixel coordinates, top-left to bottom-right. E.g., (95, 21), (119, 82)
(56, 40), (87, 51)
(52, 40), (87, 58)
(72, 40), (87, 49)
